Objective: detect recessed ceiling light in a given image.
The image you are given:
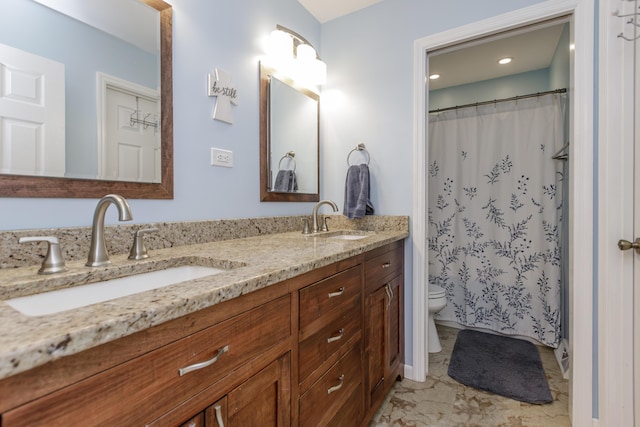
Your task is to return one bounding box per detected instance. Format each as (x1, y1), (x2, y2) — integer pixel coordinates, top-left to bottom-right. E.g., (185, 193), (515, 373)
(429, 74), (440, 80)
(498, 57), (513, 65)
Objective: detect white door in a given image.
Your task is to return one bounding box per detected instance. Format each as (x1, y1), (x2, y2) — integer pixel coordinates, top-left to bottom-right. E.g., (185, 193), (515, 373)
(599, 0), (639, 425)
(634, 12), (640, 424)
(0, 43), (65, 177)
(103, 86), (160, 182)
(635, 30), (640, 425)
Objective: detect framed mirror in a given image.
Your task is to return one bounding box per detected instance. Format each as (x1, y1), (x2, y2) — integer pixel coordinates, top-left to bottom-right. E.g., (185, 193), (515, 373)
(260, 63), (319, 202)
(0, 0), (173, 198)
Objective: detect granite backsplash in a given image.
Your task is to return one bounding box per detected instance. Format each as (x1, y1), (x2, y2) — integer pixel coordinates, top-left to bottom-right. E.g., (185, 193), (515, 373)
(0, 215), (409, 269)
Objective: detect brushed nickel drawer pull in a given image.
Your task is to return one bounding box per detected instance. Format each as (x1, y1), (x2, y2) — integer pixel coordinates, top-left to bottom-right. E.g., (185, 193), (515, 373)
(327, 328), (345, 344)
(328, 287), (345, 298)
(382, 261), (391, 269)
(385, 284), (392, 307)
(178, 345), (229, 376)
(327, 374), (345, 394)
(214, 404), (225, 427)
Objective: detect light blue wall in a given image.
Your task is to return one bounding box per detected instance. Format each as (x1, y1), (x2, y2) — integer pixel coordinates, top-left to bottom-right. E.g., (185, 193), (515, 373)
(550, 24), (571, 91)
(0, 0), (321, 231)
(429, 68), (551, 110)
(319, 0), (547, 369)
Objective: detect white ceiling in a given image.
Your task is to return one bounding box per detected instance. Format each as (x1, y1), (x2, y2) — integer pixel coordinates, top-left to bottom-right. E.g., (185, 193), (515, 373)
(299, 1), (567, 91)
(297, 0), (382, 23)
(428, 23), (567, 90)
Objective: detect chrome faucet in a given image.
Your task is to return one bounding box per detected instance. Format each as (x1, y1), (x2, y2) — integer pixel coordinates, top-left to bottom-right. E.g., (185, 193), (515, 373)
(312, 200), (338, 233)
(86, 194), (133, 267)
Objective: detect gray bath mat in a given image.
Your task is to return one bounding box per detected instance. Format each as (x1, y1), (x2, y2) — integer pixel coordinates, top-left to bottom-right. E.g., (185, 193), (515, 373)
(448, 329), (553, 404)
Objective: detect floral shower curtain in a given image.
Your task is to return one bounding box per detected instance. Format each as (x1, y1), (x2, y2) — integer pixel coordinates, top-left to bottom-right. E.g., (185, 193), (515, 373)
(428, 93), (565, 347)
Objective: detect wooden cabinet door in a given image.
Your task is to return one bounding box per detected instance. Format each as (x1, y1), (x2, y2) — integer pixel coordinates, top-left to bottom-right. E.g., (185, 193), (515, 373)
(367, 274), (403, 413)
(387, 275), (403, 377)
(206, 354), (290, 427)
(367, 285), (388, 409)
(204, 397), (227, 427)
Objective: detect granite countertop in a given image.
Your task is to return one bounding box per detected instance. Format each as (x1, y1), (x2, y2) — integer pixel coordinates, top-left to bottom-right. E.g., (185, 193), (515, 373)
(0, 229), (408, 380)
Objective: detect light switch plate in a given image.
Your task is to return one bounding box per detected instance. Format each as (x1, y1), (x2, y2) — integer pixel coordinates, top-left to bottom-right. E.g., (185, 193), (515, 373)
(211, 148), (233, 167)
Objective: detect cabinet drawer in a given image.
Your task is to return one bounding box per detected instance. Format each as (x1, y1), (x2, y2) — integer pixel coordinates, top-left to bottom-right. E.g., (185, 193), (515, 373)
(299, 308), (361, 382)
(3, 295), (291, 427)
(299, 343), (362, 426)
(365, 246), (403, 293)
(299, 265), (361, 334)
(326, 383), (363, 427)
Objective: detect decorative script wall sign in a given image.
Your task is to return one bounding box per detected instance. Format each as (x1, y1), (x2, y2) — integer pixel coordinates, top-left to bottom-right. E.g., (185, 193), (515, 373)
(208, 68), (238, 123)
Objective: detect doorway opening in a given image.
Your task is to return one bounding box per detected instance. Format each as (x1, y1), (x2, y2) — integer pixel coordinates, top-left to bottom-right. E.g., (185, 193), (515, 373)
(411, 2), (594, 426)
(428, 17), (570, 362)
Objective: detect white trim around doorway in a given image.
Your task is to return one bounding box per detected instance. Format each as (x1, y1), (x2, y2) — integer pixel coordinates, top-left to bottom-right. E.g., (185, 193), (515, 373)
(411, 1), (594, 425)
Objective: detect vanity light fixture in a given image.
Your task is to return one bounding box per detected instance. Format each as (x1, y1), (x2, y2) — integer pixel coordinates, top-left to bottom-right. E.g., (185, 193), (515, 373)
(268, 25), (327, 87)
(498, 57), (513, 65)
(429, 73), (440, 80)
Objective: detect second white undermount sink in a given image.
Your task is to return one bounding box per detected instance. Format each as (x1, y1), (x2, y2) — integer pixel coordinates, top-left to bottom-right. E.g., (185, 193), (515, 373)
(5, 265), (225, 317)
(328, 234), (369, 240)
(312, 230), (371, 241)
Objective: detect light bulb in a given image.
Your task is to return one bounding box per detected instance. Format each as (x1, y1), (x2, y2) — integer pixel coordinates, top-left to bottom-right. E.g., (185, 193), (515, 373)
(313, 59), (327, 85)
(269, 30), (293, 61)
(297, 44), (316, 62)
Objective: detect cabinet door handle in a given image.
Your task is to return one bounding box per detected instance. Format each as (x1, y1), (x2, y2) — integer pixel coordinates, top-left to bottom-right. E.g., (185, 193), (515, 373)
(328, 287), (345, 298)
(214, 404), (225, 427)
(327, 374), (345, 394)
(327, 328), (345, 344)
(385, 284), (392, 307)
(178, 345), (229, 376)
(382, 261), (391, 269)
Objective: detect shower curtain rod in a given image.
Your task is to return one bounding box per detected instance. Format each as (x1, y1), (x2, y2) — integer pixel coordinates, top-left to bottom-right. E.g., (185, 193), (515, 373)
(428, 88), (567, 114)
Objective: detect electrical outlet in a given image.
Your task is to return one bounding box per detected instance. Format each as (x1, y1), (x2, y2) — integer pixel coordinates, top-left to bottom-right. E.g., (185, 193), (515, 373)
(211, 148), (233, 167)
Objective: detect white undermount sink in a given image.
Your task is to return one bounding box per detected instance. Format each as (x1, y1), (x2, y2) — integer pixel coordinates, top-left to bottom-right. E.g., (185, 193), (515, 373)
(5, 265), (225, 317)
(312, 231), (371, 241)
(328, 234), (369, 240)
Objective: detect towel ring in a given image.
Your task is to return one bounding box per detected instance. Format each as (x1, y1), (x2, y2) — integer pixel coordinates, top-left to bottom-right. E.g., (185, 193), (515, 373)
(347, 143), (370, 166)
(278, 151), (296, 171)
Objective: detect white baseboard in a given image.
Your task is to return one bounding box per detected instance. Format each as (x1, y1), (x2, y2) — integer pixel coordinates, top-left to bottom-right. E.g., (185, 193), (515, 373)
(553, 338), (570, 379)
(404, 364), (421, 381)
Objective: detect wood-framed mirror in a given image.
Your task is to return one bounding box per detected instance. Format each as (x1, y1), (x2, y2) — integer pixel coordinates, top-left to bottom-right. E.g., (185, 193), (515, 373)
(0, 0), (173, 199)
(259, 62), (319, 202)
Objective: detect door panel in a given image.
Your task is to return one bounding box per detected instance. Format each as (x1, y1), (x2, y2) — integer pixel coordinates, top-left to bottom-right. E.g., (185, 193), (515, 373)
(634, 10), (640, 423)
(103, 87), (160, 182)
(0, 42), (65, 177)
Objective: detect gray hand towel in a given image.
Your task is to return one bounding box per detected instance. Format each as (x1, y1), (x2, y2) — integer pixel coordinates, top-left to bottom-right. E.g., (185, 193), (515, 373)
(274, 170), (298, 192)
(343, 164), (374, 219)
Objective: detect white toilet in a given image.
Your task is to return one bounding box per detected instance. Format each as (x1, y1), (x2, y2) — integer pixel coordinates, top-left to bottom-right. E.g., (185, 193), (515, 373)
(428, 286), (447, 353)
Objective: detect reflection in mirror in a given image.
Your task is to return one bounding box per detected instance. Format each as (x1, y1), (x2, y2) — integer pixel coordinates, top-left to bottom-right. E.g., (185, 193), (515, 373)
(260, 63), (319, 202)
(0, 0), (173, 198)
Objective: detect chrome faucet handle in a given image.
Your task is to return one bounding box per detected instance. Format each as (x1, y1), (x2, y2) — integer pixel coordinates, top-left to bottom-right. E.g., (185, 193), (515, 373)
(301, 218), (311, 235)
(321, 216), (331, 232)
(19, 236), (67, 275)
(128, 227), (159, 260)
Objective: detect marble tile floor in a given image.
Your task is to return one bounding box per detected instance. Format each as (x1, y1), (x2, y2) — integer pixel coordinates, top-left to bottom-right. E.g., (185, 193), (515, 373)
(370, 325), (570, 427)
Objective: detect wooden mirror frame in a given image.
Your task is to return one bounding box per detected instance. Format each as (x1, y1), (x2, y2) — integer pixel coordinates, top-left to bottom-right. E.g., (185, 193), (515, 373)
(259, 63), (320, 202)
(0, 0), (173, 199)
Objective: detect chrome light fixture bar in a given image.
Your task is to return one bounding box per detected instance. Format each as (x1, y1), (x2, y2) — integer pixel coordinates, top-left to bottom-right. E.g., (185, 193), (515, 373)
(268, 24), (327, 86)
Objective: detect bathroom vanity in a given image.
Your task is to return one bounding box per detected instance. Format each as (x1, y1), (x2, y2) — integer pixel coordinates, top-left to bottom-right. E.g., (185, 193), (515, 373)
(0, 223), (406, 426)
